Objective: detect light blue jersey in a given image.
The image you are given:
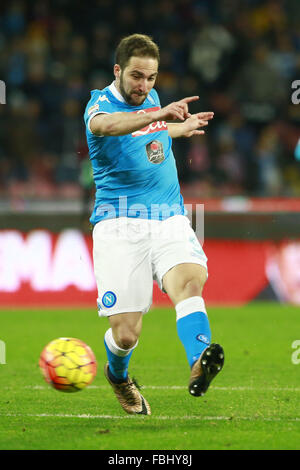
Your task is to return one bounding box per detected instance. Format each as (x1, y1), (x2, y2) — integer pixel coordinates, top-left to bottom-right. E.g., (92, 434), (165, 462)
(84, 82), (185, 225)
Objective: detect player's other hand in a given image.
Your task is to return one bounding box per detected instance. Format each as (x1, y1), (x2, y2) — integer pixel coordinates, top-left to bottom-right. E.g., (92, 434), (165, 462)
(156, 96), (200, 122)
(181, 111), (214, 138)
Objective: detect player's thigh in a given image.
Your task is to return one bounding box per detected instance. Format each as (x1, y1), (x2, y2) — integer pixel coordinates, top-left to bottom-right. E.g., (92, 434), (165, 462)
(162, 262), (208, 305)
(92, 220), (153, 316)
(152, 215), (208, 304)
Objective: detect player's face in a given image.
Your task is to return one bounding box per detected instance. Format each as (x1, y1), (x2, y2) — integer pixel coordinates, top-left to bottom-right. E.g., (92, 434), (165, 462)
(115, 56), (158, 106)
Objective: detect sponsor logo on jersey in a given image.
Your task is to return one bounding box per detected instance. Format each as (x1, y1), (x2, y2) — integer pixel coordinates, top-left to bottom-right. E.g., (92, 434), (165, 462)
(132, 107), (168, 137)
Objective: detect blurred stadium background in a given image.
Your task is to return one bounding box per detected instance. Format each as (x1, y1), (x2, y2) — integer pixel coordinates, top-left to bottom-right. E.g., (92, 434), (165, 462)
(0, 0), (300, 308)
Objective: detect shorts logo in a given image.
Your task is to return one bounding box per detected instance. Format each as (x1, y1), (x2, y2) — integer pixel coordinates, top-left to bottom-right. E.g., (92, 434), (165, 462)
(196, 334), (210, 345)
(102, 291), (117, 308)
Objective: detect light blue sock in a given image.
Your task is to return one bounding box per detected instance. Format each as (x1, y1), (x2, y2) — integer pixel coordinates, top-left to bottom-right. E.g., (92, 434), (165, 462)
(176, 296), (211, 368)
(104, 328), (137, 382)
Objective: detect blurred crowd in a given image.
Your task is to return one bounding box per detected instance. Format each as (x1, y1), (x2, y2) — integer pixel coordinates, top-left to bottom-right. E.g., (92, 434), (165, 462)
(0, 0), (300, 202)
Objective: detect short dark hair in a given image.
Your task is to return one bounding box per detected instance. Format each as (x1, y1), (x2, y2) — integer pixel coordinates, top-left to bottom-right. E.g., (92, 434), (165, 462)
(115, 34), (160, 69)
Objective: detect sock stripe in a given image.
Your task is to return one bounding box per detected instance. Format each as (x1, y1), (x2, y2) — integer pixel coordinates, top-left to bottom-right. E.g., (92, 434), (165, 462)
(175, 297), (211, 368)
(104, 328), (138, 357)
(104, 328), (137, 381)
(175, 296), (207, 321)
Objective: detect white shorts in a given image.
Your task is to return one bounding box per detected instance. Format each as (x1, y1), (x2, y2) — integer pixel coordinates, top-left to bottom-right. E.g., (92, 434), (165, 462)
(92, 215), (208, 317)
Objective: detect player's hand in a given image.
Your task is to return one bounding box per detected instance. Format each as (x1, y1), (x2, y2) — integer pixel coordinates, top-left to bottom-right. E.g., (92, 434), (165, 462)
(156, 96), (200, 121)
(181, 111), (214, 138)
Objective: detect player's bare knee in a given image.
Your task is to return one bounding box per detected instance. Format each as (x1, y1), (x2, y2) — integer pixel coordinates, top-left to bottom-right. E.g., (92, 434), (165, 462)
(182, 277), (206, 298)
(117, 335), (138, 350)
(114, 329), (139, 350)
(109, 311), (142, 350)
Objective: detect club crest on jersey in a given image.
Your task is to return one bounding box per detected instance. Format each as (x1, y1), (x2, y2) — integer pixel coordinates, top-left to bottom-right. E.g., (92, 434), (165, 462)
(102, 291), (117, 308)
(146, 140), (165, 164)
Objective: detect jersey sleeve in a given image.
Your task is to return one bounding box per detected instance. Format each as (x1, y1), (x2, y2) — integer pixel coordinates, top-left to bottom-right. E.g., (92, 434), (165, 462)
(84, 90), (115, 136)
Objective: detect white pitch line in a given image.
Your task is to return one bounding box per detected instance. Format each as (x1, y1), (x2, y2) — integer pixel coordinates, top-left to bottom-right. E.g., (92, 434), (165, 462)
(141, 386), (300, 392)
(1, 412), (300, 423)
(20, 385), (300, 392)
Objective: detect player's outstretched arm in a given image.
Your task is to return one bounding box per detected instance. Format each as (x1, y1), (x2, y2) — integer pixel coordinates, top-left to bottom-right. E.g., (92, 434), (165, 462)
(155, 96), (200, 122)
(90, 111), (159, 137)
(167, 112), (214, 139)
(89, 96), (201, 137)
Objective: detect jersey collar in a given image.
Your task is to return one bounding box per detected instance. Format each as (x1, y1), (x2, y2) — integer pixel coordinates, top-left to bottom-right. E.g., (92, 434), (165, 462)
(108, 81), (126, 103)
(108, 81), (154, 106)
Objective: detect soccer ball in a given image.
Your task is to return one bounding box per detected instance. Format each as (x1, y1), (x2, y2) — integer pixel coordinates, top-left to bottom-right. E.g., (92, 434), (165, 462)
(39, 337), (97, 392)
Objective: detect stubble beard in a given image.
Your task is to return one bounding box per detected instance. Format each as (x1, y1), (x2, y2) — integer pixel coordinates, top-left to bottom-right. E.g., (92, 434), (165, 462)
(119, 73), (147, 106)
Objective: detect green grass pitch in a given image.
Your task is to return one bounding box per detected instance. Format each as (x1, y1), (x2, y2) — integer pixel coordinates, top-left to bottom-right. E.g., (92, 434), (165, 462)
(0, 303), (300, 450)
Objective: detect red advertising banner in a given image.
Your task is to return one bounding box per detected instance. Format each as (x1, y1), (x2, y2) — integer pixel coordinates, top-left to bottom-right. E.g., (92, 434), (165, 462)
(184, 197), (300, 213)
(0, 230), (299, 307)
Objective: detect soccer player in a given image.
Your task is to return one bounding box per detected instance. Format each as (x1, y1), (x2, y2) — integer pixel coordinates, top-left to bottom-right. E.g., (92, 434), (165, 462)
(84, 34), (224, 415)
